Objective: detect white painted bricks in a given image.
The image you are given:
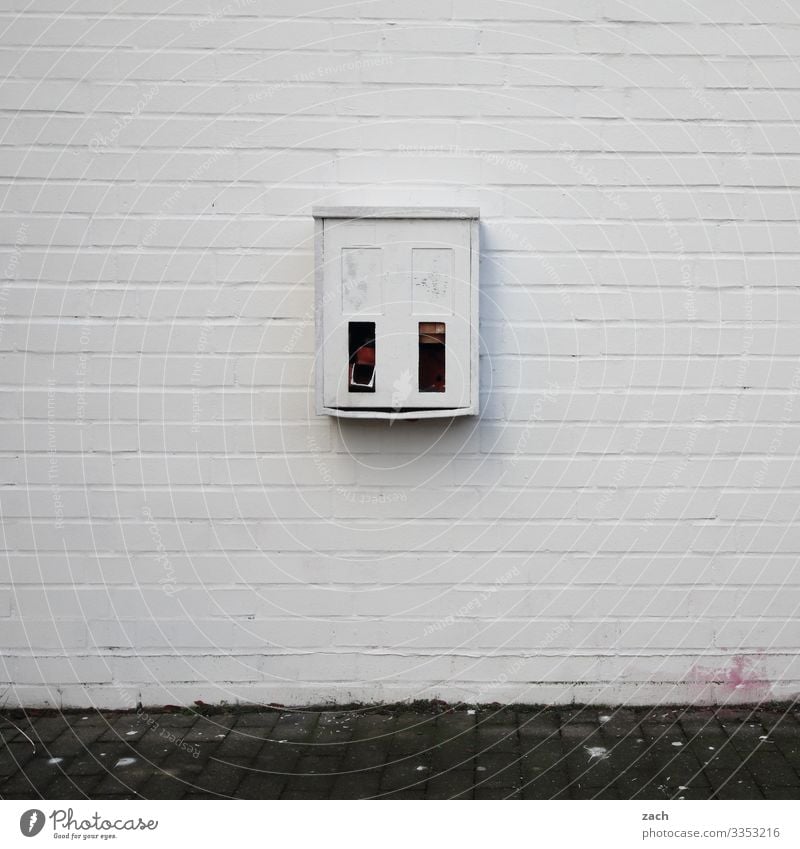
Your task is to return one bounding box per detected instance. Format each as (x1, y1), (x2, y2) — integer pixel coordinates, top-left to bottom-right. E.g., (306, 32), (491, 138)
(2, 1), (800, 707)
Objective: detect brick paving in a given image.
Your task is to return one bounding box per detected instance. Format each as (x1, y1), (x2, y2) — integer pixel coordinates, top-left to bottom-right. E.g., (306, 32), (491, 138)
(1, 704), (799, 800)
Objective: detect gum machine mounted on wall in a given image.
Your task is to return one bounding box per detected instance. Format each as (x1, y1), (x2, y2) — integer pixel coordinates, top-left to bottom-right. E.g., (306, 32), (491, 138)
(313, 207), (480, 419)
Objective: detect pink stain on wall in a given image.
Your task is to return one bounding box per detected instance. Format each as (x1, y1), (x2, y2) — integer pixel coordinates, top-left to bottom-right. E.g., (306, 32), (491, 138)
(688, 654), (772, 703)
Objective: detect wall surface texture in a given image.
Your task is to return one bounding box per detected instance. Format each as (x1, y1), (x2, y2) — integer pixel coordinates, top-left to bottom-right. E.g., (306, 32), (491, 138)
(2, 0), (800, 708)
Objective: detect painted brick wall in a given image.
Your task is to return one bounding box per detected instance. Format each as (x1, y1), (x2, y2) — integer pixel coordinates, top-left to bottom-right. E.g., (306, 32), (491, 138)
(2, 0), (799, 708)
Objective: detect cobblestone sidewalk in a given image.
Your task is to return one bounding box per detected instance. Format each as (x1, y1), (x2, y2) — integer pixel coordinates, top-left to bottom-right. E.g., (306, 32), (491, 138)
(1, 704), (799, 800)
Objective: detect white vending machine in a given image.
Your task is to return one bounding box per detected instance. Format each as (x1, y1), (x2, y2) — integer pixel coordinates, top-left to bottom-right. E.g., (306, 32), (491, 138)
(313, 206), (479, 419)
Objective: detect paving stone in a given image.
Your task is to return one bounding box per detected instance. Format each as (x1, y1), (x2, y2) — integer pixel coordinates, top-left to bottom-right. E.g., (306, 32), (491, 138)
(184, 790), (227, 799)
(520, 747), (566, 771)
(426, 769), (474, 799)
(393, 712), (435, 732)
(137, 744), (214, 796)
(46, 726), (107, 757)
(560, 721), (600, 741)
(172, 714), (238, 743)
(641, 722), (688, 748)
(0, 741), (38, 776)
(517, 713), (560, 739)
(9, 755), (75, 793)
(615, 774), (663, 798)
(330, 770), (382, 799)
(139, 713), (197, 730)
(475, 723), (519, 753)
(519, 743), (566, 784)
(608, 748), (662, 794)
(350, 712), (394, 737)
(679, 708), (724, 733)
(762, 788), (800, 799)
(389, 729), (437, 757)
(431, 741), (475, 771)
(475, 786), (521, 799)
(480, 707), (517, 725)
(649, 752), (710, 787)
(294, 755), (342, 776)
(249, 740), (304, 773)
(341, 742), (390, 771)
(696, 738), (751, 770)
(0, 705), (796, 800)
(268, 712), (320, 744)
(379, 761), (429, 792)
(593, 709), (639, 737)
(91, 753), (160, 796)
(98, 714), (151, 742)
(571, 786), (620, 799)
(716, 708), (760, 724)
(770, 735), (800, 776)
(0, 771), (43, 797)
(281, 774), (335, 799)
(211, 727), (264, 760)
(711, 782), (765, 799)
(19, 715), (70, 745)
(738, 752), (799, 787)
(723, 722), (770, 759)
(67, 712), (109, 728)
(92, 773), (148, 797)
(235, 772), (288, 799)
(379, 789), (426, 799)
(190, 760), (247, 796)
(309, 711), (357, 744)
(435, 713), (475, 737)
(73, 744), (140, 777)
(234, 712), (280, 730)
(474, 752), (521, 788)
(308, 715), (355, 760)
(517, 708), (559, 725)
(161, 741), (217, 767)
(41, 774), (103, 798)
(522, 786), (570, 799)
(520, 769), (571, 799)
(564, 750), (619, 788)
(138, 773), (191, 799)
(640, 709), (683, 727)
(560, 707), (598, 726)
(66, 756), (111, 777)
(667, 788), (713, 800)
(756, 709), (796, 732)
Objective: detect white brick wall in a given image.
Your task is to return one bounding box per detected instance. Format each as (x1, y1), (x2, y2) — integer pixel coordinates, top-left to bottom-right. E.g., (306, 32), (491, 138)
(2, 0), (799, 708)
